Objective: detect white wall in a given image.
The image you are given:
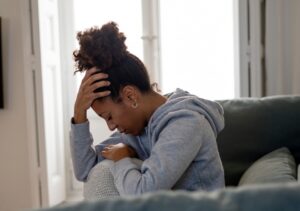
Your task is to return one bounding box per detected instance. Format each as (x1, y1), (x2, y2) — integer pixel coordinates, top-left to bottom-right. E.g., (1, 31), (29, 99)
(265, 0), (300, 95)
(0, 0), (37, 210)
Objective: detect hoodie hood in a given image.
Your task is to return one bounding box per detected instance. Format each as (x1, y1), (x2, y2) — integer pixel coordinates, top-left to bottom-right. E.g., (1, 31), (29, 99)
(150, 88), (225, 136)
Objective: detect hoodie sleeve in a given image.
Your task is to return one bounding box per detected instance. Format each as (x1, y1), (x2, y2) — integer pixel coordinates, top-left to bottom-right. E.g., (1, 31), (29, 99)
(110, 110), (216, 195)
(70, 119), (123, 181)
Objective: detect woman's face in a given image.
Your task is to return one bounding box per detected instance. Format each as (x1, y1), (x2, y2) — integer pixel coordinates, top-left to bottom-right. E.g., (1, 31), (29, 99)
(91, 96), (145, 136)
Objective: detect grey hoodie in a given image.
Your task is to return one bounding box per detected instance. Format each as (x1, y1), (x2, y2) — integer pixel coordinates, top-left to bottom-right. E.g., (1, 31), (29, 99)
(70, 89), (225, 195)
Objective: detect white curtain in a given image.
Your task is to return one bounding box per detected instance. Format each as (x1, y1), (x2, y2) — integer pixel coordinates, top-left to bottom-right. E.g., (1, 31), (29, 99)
(265, 0), (300, 95)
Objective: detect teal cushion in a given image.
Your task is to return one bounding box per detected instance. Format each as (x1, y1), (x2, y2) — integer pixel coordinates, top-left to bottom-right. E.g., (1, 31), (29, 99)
(239, 147), (297, 186)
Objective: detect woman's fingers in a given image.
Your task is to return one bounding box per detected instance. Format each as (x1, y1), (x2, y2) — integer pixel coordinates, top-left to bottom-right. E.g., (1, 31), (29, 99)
(101, 149), (111, 158)
(103, 145), (113, 150)
(74, 67), (111, 116)
(82, 67), (98, 82)
(92, 90), (111, 100)
(80, 70), (111, 97)
(80, 81), (108, 94)
(81, 67), (109, 87)
(82, 70), (109, 86)
(81, 74), (110, 95)
(84, 91), (111, 104)
(86, 80), (110, 93)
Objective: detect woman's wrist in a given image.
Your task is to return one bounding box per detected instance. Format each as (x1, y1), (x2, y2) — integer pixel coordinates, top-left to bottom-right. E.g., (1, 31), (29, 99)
(73, 110), (87, 124)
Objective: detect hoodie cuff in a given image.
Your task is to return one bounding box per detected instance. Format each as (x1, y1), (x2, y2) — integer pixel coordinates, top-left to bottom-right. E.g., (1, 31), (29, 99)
(70, 117), (91, 142)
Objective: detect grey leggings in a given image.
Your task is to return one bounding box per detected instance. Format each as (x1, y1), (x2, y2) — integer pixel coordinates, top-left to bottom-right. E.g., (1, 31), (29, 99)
(83, 159), (143, 200)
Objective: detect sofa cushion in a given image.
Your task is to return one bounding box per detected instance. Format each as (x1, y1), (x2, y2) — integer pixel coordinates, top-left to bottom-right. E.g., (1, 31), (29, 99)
(217, 95), (300, 186)
(238, 147), (297, 186)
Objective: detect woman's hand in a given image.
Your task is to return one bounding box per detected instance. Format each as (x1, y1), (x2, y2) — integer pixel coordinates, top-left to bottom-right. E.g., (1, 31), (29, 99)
(101, 143), (137, 162)
(73, 67), (111, 124)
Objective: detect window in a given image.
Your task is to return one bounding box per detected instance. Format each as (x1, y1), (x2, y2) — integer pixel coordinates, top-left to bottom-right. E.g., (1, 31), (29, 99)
(73, 0), (143, 61)
(159, 0), (235, 100)
(73, 0), (144, 144)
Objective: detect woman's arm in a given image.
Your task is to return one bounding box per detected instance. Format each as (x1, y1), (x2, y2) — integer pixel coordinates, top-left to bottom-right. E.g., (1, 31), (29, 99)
(110, 110), (214, 195)
(70, 121), (127, 182)
(70, 67), (111, 181)
(70, 120), (97, 181)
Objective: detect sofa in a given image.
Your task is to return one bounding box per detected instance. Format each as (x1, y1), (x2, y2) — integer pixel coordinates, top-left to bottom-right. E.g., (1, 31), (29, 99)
(217, 95), (300, 186)
(37, 95), (300, 211)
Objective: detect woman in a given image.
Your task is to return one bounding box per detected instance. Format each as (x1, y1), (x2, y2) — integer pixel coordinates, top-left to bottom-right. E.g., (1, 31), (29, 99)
(70, 22), (225, 197)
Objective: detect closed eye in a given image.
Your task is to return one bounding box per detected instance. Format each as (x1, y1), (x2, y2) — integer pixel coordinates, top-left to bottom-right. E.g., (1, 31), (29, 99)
(106, 112), (113, 121)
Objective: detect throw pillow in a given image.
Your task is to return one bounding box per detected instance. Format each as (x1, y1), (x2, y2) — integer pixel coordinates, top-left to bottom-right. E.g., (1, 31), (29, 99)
(238, 147), (296, 186)
(297, 164), (300, 182)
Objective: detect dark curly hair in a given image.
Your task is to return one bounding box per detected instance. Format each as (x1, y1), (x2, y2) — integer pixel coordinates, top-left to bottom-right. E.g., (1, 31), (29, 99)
(73, 22), (151, 101)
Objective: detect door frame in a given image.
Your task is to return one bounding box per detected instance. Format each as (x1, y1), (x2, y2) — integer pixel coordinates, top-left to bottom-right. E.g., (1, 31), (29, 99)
(24, 0), (69, 207)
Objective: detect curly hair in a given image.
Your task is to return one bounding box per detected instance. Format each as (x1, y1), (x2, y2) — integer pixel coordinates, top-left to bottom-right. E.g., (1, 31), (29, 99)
(73, 22), (151, 101)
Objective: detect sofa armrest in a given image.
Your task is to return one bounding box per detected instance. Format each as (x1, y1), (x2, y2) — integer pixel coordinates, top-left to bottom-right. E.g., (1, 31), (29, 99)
(35, 183), (300, 211)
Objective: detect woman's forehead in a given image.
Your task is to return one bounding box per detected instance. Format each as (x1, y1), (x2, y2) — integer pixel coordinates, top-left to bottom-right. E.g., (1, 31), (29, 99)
(92, 97), (125, 114)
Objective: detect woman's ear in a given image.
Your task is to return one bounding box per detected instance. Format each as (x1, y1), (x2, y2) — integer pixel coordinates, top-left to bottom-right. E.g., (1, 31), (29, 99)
(120, 86), (139, 108)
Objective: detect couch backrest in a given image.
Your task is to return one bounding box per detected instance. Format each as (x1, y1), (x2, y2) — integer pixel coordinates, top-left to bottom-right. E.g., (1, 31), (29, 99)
(217, 95), (300, 186)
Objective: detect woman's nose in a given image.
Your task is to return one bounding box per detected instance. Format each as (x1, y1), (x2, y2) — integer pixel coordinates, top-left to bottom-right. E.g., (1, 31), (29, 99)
(107, 121), (117, 131)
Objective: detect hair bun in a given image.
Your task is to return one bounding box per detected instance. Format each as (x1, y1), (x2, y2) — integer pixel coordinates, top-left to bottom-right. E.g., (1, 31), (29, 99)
(74, 21), (128, 71)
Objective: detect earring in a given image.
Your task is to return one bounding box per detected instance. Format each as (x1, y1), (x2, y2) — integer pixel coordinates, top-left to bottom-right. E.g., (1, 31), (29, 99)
(131, 101), (138, 109)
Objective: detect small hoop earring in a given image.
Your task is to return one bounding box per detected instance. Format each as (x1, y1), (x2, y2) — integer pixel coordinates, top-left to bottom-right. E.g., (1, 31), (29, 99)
(131, 101), (138, 109)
